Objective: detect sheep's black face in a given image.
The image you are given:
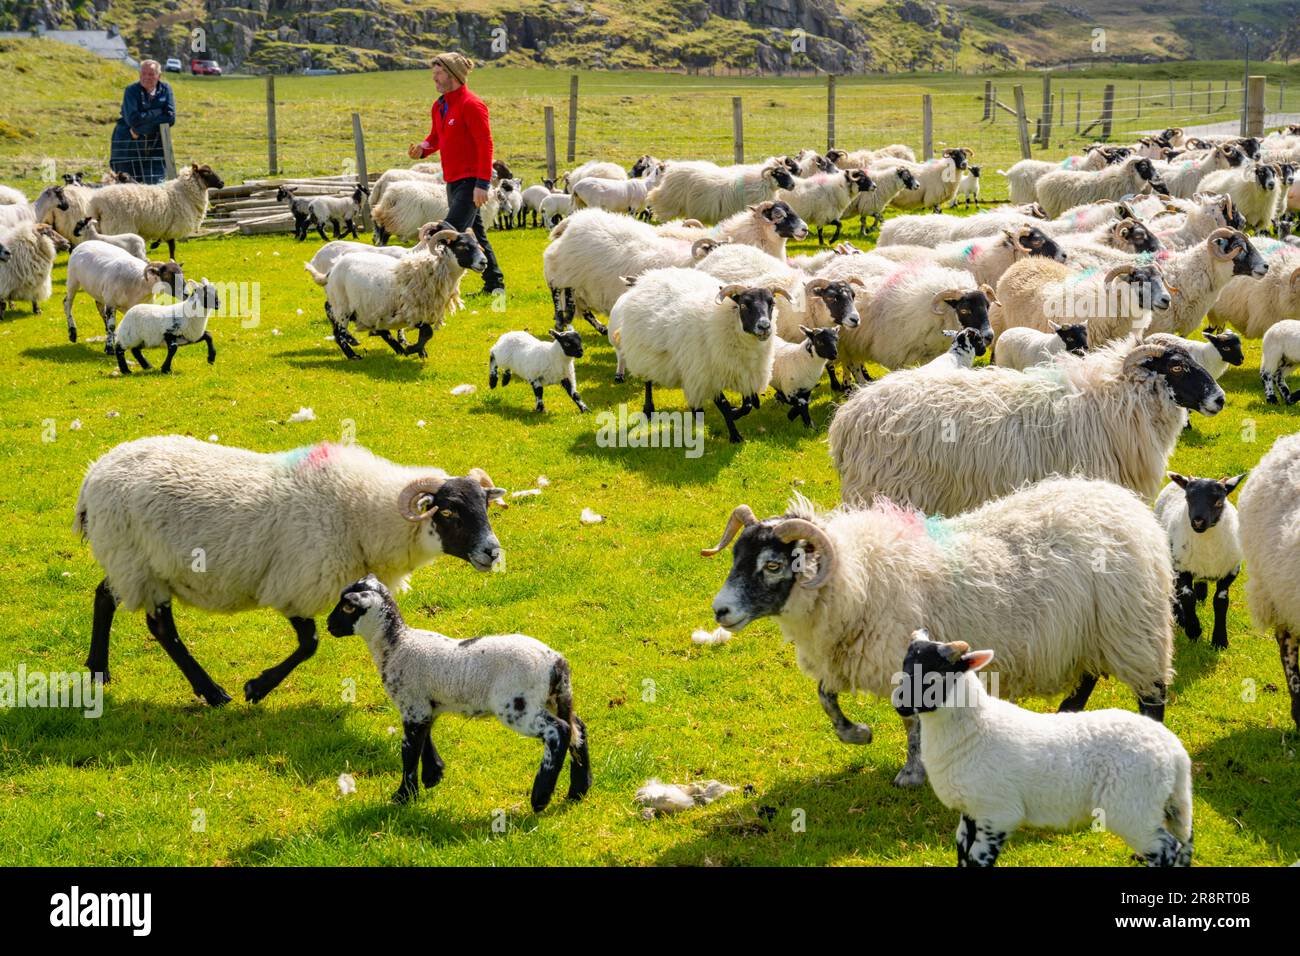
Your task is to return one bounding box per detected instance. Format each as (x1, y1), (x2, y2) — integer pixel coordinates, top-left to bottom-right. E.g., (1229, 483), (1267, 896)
(896, 168), (920, 191)
(813, 154), (837, 173)
(421, 476), (504, 571)
(276, 186), (294, 202)
(968, 165), (981, 178)
(444, 233), (488, 273)
(549, 328), (584, 358)
(814, 281), (860, 328)
(945, 149), (970, 170)
(492, 160), (514, 181)
(952, 327), (986, 357)
(192, 164), (225, 190)
(629, 157), (653, 178)
(498, 179), (515, 193)
(847, 169), (874, 193)
(765, 201), (808, 240)
(1141, 345), (1225, 415)
(1255, 165), (1278, 191)
(326, 575), (396, 639)
(770, 165), (797, 191)
(781, 157), (801, 176)
(805, 325), (839, 361)
(1019, 227), (1066, 262)
(1221, 198), (1245, 230)
(1238, 138), (1261, 161)
(73, 217), (90, 237)
(51, 186), (69, 211)
(1120, 222), (1160, 254)
(1128, 266), (1171, 311)
(1281, 164), (1297, 186)
(1106, 148), (1132, 164)
(944, 292), (993, 345)
(711, 523), (800, 630)
(1223, 235), (1268, 278)
(1169, 473), (1244, 533)
(1052, 322), (1089, 356)
(1205, 330), (1244, 366)
(893, 635), (985, 716)
(1220, 146), (1245, 168)
(728, 289), (776, 340)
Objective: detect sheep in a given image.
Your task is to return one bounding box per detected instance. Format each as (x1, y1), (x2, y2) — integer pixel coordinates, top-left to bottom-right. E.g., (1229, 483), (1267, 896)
(521, 179), (557, 227)
(770, 325), (839, 427)
(1050, 216), (1162, 272)
(1151, 192), (1243, 250)
(33, 182), (91, 241)
(0, 184), (26, 205)
(992, 260), (1173, 345)
(918, 327), (987, 371)
(1145, 328), (1243, 381)
(1155, 472), (1245, 649)
(488, 328), (588, 413)
(1152, 145), (1243, 200)
(877, 206), (1042, 248)
(645, 159), (796, 224)
(571, 163), (663, 218)
(1199, 163), (1282, 230)
(112, 278), (222, 375)
(71, 217), (146, 261)
(1259, 319), (1300, 403)
(1035, 157), (1169, 219)
(496, 178), (525, 229)
(87, 163), (225, 260)
(564, 160), (626, 190)
(0, 201), (36, 231)
(372, 179), (451, 245)
(607, 268), (783, 442)
(370, 167), (441, 207)
(74, 435), (505, 705)
(846, 164), (919, 235)
(0, 223), (69, 316)
(828, 338), (1225, 517)
(791, 149), (836, 176)
(308, 182), (369, 241)
(1207, 237), (1300, 338)
(305, 236), (425, 284)
(873, 148), (973, 212)
(774, 168), (873, 245)
(992, 321), (1089, 370)
(1238, 431), (1300, 730)
(539, 191), (573, 228)
(628, 155), (662, 178)
(893, 633), (1193, 866)
(650, 199), (808, 258)
(306, 226), (487, 360)
(702, 474), (1177, 789)
(63, 240), (184, 351)
(950, 165), (980, 207)
(325, 575), (589, 810)
(867, 224), (1067, 288)
(480, 184), (502, 232)
(409, 161), (442, 178)
(826, 144), (916, 168)
(275, 185), (314, 242)
(1142, 229), (1269, 337)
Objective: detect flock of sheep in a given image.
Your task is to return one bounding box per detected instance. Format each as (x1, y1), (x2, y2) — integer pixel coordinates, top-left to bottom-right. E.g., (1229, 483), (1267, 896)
(5, 117), (1300, 866)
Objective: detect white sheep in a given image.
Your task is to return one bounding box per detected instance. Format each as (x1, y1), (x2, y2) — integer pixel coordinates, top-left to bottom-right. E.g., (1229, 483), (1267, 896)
(770, 325), (840, 427)
(893, 633), (1193, 866)
(993, 321), (1089, 370)
(917, 327), (987, 371)
(845, 164), (919, 236)
(488, 327), (588, 413)
(87, 162), (224, 260)
(867, 224), (1067, 288)
(308, 182), (369, 241)
(369, 167), (441, 207)
(520, 179), (557, 227)
(702, 475), (1176, 787)
(113, 278), (222, 375)
(827, 144), (916, 168)
(775, 168), (874, 245)
(997, 149), (1113, 204)
(0, 222), (69, 316)
(571, 163), (662, 218)
(306, 227), (487, 360)
(1259, 318), (1300, 403)
(495, 178), (524, 228)
(1152, 192), (1242, 250)
(1199, 163), (1283, 230)
(873, 148), (974, 211)
(1035, 157), (1168, 219)
(0, 201), (36, 232)
(992, 260), (1172, 345)
(564, 160), (626, 190)
(63, 239), (184, 351)
(877, 206), (1041, 248)
(539, 191), (573, 227)
(1152, 144), (1242, 199)
(1155, 472), (1245, 648)
(607, 268), (784, 442)
(1142, 229), (1269, 337)
(829, 337), (1226, 515)
(370, 179), (450, 246)
(1237, 431), (1300, 731)
(33, 182), (92, 241)
(0, 184), (26, 205)
(645, 159), (796, 224)
(325, 575), (590, 810)
(649, 199), (808, 258)
(72, 217), (146, 260)
(304, 232), (430, 285)
(1208, 237), (1300, 339)
(74, 435), (505, 705)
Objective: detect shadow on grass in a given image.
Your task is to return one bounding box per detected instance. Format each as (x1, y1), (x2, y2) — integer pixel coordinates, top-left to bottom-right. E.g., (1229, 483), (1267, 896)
(22, 344), (116, 366)
(230, 802), (477, 861)
(1192, 725), (1300, 860)
(274, 347), (430, 381)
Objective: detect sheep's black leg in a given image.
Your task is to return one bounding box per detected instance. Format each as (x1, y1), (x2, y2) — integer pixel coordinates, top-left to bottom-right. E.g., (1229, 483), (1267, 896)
(529, 710), (572, 812)
(1211, 567), (1238, 649)
(130, 346), (151, 370)
(201, 332), (216, 365)
(374, 225), (389, 246)
(826, 365), (844, 392)
(549, 287), (565, 328)
(314, 219), (330, 242)
(566, 715), (592, 801)
(502, 369), (511, 386)
(1176, 570), (1201, 640)
(561, 377), (588, 412)
(532, 382), (546, 413)
(166, 239), (176, 261)
(828, 220), (842, 245)
(1279, 629), (1300, 731)
(395, 716), (432, 803)
(31, 300), (40, 315)
(330, 221), (341, 240)
(773, 388), (789, 404)
(114, 344), (132, 376)
(403, 323), (433, 359)
(955, 815), (975, 867)
(146, 601), (231, 706)
(1263, 369), (1279, 403)
(1278, 370), (1293, 405)
(326, 303), (360, 359)
(103, 306), (117, 354)
(643, 381), (655, 418)
(964, 820), (1008, 867)
(818, 682), (872, 743)
(714, 394), (743, 443)
(159, 332), (181, 374)
(86, 578), (117, 685)
(243, 616), (318, 704)
(345, 218), (358, 239)
(1194, 581), (1208, 604)
(421, 727), (445, 788)
(797, 397), (812, 428)
(1142, 827), (1184, 867)
(374, 330), (406, 355)
(1058, 673), (1098, 712)
(582, 310), (607, 336)
(1138, 681), (1167, 723)
(893, 715), (926, 786)
(816, 226), (826, 246)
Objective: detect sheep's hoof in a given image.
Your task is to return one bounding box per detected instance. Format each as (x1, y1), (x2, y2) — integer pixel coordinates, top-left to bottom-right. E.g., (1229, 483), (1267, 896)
(1211, 635), (1229, 650)
(613, 373), (625, 384)
(243, 676), (274, 704)
(201, 684), (233, 707)
(391, 787), (416, 805)
(68, 329), (77, 343)
(347, 353), (363, 361)
(422, 764), (444, 789)
(836, 723), (873, 745)
(576, 402), (589, 413)
(1266, 394), (1279, 405)
(89, 668), (111, 686)
(104, 343), (115, 355)
(892, 764), (927, 788)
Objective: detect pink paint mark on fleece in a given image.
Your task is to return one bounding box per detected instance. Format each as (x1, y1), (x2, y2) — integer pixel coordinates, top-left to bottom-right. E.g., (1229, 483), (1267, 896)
(299, 443), (335, 471)
(881, 259), (927, 290)
(870, 496), (928, 537)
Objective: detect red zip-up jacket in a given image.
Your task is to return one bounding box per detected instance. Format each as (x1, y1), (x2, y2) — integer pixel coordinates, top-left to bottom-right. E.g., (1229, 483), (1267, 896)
(418, 84), (494, 189)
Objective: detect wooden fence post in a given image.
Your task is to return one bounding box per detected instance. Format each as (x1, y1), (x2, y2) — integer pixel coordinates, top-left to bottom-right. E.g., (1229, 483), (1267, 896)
(1040, 74), (1052, 140)
(1246, 75), (1266, 137)
(1168, 79), (1174, 109)
(159, 123), (176, 180)
(1041, 94), (1053, 149)
(1100, 83), (1115, 139)
(566, 74), (578, 164)
(1013, 85), (1031, 159)
(1075, 90), (1081, 133)
(983, 79), (992, 120)
(826, 74), (836, 151)
(351, 112), (371, 231)
(732, 96), (744, 164)
(544, 106), (557, 182)
(922, 94), (933, 160)
(1058, 90), (1064, 127)
(1136, 81), (1142, 119)
(1206, 82), (1212, 114)
(266, 75), (278, 176)
(1281, 79), (1287, 111)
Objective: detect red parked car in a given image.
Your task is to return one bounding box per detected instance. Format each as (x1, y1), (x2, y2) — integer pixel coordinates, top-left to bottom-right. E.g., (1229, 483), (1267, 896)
(190, 59), (222, 76)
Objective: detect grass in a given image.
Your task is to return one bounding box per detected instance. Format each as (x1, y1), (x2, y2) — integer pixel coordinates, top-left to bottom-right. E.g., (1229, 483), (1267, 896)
(0, 206), (1297, 866)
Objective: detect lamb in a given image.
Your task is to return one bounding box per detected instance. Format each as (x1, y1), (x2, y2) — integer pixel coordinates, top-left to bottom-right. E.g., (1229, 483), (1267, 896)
(645, 159), (796, 224)
(480, 184), (501, 232)
(950, 165), (980, 207)
(1207, 237), (1300, 338)
(992, 260), (1173, 345)
(770, 325), (839, 427)
(71, 217), (146, 261)
(521, 179), (557, 227)
(496, 178), (525, 228)
(112, 278), (222, 375)
(1142, 229), (1269, 337)
(992, 321), (1088, 370)
(306, 226), (487, 360)
(275, 185), (314, 241)
(846, 164), (919, 235)
(1259, 319), (1300, 403)
(63, 240), (184, 351)
(1198, 163), (1282, 230)
(828, 337), (1225, 515)
(564, 160), (626, 190)
(918, 327), (987, 371)
(87, 163), (224, 260)
(308, 182), (369, 241)
(1155, 473), (1244, 648)
(1145, 328), (1243, 381)
(325, 575), (590, 810)
(775, 168), (874, 245)
(893, 633), (1193, 866)
(488, 328), (588, 413)
(607, 268), (783, 442)
(873, 148), (974, 212)
(867, 224), (1067, 288)
(702, 475), (1177, 788)
(74, 435), (505, 706)
(572, 163), (662, 218)
(0, 223), (69, 316)
(1034, 157), (1168, 219)
(539, 191), (573, 227)
(1237, 431), (1300, 730)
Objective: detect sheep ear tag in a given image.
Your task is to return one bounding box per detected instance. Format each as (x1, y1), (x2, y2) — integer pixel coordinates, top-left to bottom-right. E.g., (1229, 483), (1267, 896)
(961, 649), (995, 672)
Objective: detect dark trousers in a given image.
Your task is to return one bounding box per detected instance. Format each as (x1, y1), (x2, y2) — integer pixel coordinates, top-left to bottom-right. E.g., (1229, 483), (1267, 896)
(445, 177), (504, 289)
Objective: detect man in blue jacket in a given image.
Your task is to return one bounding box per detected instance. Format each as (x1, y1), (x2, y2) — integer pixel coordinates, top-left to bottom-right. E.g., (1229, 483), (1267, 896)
(110, 60), (176, 184)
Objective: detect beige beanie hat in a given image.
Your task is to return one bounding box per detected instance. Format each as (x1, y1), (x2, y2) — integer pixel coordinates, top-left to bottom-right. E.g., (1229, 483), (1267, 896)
(431, 51), (474, 85)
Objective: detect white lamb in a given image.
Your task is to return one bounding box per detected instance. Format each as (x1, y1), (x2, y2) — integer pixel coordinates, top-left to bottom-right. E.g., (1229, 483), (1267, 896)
(775, 168), (874, 245)
(488, 327), (588, 413)
(918, 327), (988, 371)
(1259, 318), (1300, 403)
(71, 217), (146, 261)
(308, 182), (370, 241)
(1155, 473), (1244, 648)
(64, 239), (184, 350)
(539, 191), (573, 227)
(572, 163), (662, 218)
(113, 278), (222, 376)
(873, 148), (973, 211)
(993, 321), (1089, 370)
(770, 325), (840, 427)
(845, 164), (919, 236)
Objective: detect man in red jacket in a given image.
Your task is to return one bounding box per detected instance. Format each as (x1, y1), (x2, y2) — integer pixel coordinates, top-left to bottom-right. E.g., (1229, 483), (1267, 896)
(408, 52), (504, 293)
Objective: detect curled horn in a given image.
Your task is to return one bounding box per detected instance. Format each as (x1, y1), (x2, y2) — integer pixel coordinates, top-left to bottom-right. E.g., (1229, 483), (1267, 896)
(772, 518), (836, 589)
(691, 237), (724, 260)
(682, 218), (705, 228)
(770, 285), (793, 302)
(716, 283), (749, 303)
(1206, 227), (1238, 260)
(978, 283), (1000, 306)
(1290, 266), (1300, 294)
(467, 467), (506, 506)
(847, 275), (867, 287)
(1103, 264), (1135, 284)
(1112, 218), (1136, 239)
(700, 505), (757, 557)
(749, 200), (776, 216)
(930, 288), (963, 314)
(398, 476), (447, 522)
(805, 277), (831, 294)
(962, 146), (974, 158)
(429, 228), (459, 246)
(1122, 341), (1167, 372)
